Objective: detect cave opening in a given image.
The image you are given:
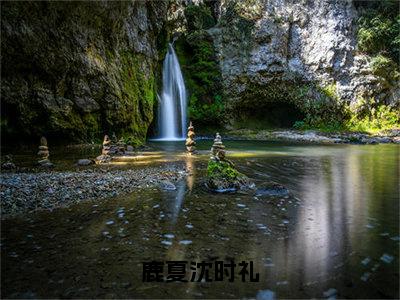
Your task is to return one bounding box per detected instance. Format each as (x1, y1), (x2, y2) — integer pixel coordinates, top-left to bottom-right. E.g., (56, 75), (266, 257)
(234, 101), (305, 129)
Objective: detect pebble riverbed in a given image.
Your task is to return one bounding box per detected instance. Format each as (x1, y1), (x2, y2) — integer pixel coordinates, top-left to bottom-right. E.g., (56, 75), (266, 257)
(0, 163), (187, 217)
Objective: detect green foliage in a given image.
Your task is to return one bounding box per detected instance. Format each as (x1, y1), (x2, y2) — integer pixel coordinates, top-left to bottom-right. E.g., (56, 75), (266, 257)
(345, 98), (400, 133)
(293, 121), (305, 130)
(176, 4), (224, 126)
(185, 4), (215, 31)
(188, 94), (224, 123)
(123, 136), (143, 148)
(118, 51), (155, 144)
(207, 160), (240, 180)
(346, 105), (399, 133)
(356, 0), (399, 64)
(370, 54), (400, 80)
(236, 80), (347, 130)
(293, 95), (400, 133)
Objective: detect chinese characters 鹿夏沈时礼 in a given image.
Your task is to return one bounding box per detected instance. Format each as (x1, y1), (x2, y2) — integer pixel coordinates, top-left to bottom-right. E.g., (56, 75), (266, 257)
(142, 260), (260, 282)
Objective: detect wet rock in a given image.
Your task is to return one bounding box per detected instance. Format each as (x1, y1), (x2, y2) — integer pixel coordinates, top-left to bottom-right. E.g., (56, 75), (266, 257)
(126, 145), (134, 152)
(159, 180), (176, 191)
(1, 155), (16, 170)
(255, 184), (289, 197)
(361, 257), (371, 266)
(380, 253), (394, 264)
(77, 159), (94, 166)
(117, 138), (126, 154)
(206, 133), (254, 192)
(179, 240), (192, 245)
(323, 288), (337, 298)
(161, 240), (172, 246)
(256, 289), (275, 300)
(360, 272), (371, 282)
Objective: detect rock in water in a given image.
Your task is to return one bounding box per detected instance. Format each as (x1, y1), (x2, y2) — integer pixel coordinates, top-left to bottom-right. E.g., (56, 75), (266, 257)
(255, 183), (289, 197)
(77, 159), (94, 166)
(159, 180), (177, 191)
(206, 133), (253, 192)
(185, 121), (196, 155)
(37, 137), (53, 168)
(256, 290), (275, 300)
(1, 154), (16, 170)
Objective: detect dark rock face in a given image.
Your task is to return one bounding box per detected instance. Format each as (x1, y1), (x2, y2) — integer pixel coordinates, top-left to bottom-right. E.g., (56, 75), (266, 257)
(1, 1), (168, 142)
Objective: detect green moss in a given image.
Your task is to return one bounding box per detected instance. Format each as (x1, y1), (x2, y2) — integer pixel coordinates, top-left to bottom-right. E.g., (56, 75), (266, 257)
(207, 160), (241, 180)
(173, 4), (224, 127)
(112, 50), (156, 144)
(122, 135), (143, 148)
(185, 4), (215, 31)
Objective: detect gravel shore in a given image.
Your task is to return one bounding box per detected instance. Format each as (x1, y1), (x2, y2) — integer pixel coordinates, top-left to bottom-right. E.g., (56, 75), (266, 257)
(0, 163), (187, 217)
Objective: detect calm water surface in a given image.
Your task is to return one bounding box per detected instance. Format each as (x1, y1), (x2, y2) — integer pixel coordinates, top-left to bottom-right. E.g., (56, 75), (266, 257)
(2, 140), (399, 298)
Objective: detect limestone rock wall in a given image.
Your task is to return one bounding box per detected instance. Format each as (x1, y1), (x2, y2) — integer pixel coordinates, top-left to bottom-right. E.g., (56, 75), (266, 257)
(209, 0), (399, 122)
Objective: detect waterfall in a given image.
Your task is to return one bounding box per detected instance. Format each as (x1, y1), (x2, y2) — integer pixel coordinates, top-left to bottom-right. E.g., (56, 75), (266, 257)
(157, 43), (187, 140)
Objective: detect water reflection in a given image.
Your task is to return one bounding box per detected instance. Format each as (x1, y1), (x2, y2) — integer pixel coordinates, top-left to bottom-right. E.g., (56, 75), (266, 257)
(2, 141), (399, 299)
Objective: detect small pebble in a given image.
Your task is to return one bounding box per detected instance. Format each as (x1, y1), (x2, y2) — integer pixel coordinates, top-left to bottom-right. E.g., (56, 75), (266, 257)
(380, 253), (394, 264)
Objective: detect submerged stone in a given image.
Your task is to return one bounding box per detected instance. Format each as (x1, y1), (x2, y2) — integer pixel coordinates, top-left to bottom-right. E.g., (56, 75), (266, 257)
(1, 155), (16, 170)
(159, 180), (176, 191)
(161, 240), (172, 246)
(256, 289), (275, 300)
(77, 159), (94, 166)
(179, 240), (192, 245)
(255, 184), (289, 197)
(323, 288), (337, 298)
(380, 253), (394, 264)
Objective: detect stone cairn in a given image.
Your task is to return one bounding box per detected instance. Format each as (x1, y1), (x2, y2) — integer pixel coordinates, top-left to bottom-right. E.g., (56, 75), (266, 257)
(37, 136), (53, 167)
(117, 138), (126, 154)
(95, 135), (113, 163)
(210, 132), (226, 162)
(102, 135), (112, 155)
(96, 134), (126, 163)
(185, 121), (196, 155)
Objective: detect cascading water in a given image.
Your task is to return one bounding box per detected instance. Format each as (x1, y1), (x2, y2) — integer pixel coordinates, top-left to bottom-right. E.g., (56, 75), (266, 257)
(157, 43), (187, 140)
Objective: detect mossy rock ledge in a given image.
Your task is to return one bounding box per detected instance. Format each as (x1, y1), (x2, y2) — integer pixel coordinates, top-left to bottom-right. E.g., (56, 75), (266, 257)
(206, 159), (254, 193)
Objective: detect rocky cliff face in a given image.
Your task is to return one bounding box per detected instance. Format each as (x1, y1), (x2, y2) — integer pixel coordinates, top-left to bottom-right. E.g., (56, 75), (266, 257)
(208, 0), (399, 126)
(1, 1), (167, 143)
